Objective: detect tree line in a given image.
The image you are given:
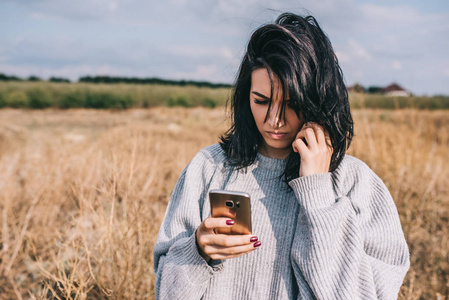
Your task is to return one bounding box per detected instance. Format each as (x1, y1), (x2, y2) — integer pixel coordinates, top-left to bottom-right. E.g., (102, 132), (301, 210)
(0, 73), (232, 88)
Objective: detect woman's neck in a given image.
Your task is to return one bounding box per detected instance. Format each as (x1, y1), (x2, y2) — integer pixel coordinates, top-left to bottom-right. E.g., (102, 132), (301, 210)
(258, 144), (291, 159)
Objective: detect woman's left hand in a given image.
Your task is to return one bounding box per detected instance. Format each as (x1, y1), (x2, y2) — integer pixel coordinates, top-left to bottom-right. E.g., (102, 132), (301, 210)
(292, 122), (333, 177)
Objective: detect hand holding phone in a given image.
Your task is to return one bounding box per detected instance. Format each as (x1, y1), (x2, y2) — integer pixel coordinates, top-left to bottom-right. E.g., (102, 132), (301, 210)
(195, 190), (260, 262)
(209, 189), (252, 235)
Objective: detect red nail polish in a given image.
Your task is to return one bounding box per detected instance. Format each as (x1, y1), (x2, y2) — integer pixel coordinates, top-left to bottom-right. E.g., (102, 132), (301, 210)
(226, 219), (234, 225)
(250, 236), (258, 242)
(253, 241), (261, 248)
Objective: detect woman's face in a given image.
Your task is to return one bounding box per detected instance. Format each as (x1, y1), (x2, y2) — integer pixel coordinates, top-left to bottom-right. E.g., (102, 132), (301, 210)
(250, 68), (305, 159)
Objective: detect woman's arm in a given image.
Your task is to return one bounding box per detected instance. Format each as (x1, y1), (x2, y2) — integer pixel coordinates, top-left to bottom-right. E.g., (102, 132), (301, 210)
(153, 150), (219, 300)
(289, 163), (410, 299)
(290, 123), (409, 299)
(153, 147), (259, 299)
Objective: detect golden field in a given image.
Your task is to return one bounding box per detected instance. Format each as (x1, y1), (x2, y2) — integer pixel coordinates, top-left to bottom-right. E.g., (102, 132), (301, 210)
(0, 107), (448, 299)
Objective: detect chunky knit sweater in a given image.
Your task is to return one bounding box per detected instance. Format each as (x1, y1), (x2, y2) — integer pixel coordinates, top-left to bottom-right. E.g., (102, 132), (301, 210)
(153, 144), (409, 299)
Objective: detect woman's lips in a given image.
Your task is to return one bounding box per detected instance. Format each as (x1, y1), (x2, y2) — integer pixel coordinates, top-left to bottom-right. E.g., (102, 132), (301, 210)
(266, 131), (288, 139)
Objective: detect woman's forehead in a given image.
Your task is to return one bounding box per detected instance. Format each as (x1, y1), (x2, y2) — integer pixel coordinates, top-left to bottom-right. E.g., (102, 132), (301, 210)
(250, 68), (288, 100)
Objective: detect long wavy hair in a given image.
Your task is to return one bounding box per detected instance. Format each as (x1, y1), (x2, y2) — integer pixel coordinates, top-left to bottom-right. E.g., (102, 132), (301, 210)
(220, 12), (354, 182)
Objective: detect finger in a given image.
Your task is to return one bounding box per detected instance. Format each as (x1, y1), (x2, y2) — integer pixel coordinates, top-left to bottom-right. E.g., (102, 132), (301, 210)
(308, 122), (326, 147)
(292, 136), (308, 155)
(305, 127), (318, 148)
(205, 242), (262, 260)
(202, 217), (235, 231)
(296, 126), (317, 149)
(206, 234), (257, 247)
(292, 130), (302, 152)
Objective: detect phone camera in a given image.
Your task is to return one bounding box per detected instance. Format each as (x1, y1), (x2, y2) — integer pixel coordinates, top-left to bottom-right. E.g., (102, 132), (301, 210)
(225, 200), (234, 208)
(235, 201), (240, 208)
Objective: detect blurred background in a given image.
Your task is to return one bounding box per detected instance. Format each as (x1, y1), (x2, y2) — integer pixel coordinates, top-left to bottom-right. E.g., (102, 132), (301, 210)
(0, 1), (448, 299)
(1, 0), (448, 96)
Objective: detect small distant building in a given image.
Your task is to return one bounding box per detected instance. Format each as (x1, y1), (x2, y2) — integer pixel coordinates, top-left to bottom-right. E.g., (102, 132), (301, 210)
(381, 83), (410, 97)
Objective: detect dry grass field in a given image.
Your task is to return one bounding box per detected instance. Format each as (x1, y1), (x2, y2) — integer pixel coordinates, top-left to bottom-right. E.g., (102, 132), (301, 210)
(0, 107), (448, 299)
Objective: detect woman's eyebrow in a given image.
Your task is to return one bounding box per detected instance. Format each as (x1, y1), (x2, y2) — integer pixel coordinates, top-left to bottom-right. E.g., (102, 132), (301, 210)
(252, 91), (291, 102)
(251, 91), (270, 99)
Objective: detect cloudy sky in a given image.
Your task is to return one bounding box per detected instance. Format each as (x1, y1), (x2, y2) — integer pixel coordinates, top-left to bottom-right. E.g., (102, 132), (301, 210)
(1, 0), (448, 95)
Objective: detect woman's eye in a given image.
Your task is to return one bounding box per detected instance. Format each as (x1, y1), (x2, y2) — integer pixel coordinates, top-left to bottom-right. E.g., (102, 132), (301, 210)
(254, 99), (269, 105)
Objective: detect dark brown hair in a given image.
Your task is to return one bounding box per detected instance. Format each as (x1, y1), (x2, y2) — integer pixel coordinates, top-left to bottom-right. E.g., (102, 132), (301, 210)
(220, 13), (354, 181)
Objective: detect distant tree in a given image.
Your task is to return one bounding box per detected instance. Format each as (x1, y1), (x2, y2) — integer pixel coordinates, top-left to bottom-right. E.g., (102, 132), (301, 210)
(49, 77), (71, 83)
(28, 75), (42, 81)
(352, 83), (365, 93)
(366, 86), (382, 94)
(78, 75), (232, 88)
(0, 73), (22, 81)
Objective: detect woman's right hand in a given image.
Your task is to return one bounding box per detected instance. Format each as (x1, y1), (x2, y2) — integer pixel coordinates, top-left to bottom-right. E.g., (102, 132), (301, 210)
(196, 217), (261, 263)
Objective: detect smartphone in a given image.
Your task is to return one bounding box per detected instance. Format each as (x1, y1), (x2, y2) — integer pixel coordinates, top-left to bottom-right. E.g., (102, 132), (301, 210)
(209, 189), (252, 235)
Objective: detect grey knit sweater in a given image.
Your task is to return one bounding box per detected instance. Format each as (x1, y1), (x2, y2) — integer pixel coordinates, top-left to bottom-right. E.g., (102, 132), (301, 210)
(153, 144), (409, 299)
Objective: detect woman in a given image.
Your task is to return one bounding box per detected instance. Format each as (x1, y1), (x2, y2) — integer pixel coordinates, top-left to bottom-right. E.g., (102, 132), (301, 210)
(153, 13), (409, 299)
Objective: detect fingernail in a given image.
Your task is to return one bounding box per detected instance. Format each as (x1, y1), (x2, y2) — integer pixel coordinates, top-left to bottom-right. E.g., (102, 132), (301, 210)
(253, 241), (261, 248)
(250, 236), (258, 242)
(226, 219), (234, 225)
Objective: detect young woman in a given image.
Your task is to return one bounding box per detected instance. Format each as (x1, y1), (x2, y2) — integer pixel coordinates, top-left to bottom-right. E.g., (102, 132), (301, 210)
(153, 13), (409, 299)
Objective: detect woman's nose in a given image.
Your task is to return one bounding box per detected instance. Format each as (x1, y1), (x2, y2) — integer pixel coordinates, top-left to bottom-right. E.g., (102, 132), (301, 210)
(267, 107), (285, 128)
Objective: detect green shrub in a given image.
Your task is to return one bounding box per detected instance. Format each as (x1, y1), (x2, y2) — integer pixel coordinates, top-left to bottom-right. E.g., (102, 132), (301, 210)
(6, 90), (29, 108)
(86, 92), (110, 109)
(202, 98), (217, 108)
(59, 91), (86, 109)
(0, 92), (6, 108)
(86, 92), (134, 109)
(167, 97), (192, 107)
(142, 98), (151, 108)
(117, 94), (135, 109)
(28, 88), (53, 109)
(86, 92), (104, 109)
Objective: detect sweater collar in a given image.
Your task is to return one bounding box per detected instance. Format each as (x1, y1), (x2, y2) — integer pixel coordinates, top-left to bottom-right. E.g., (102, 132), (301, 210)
(255, 152), (287, 172)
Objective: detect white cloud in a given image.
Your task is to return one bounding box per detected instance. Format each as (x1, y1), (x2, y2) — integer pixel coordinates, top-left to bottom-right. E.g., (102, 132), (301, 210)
(170, 45), (236, 61)
(348, 39), (372, 61)
(335, 50), (350, 63)
(359, 3), (424, 32)
(334, 39), (371, 68)
(0, 63), (108, 81)
(26, 0), (115, 21)
(171, 64), (221, 81)
(392, 61), (402, 70)
(442, 68), (449, 77)
(352, 70), (365, 81)
(109, 1), (118, 12)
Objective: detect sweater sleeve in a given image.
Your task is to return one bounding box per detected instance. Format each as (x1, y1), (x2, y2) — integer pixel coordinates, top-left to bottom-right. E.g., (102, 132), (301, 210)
(153, 150), (223, 300)
(288, 159), (410, 299)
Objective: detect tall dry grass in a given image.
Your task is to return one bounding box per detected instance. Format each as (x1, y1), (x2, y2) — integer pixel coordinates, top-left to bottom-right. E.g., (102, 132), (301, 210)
(0, 107), (447, 299)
